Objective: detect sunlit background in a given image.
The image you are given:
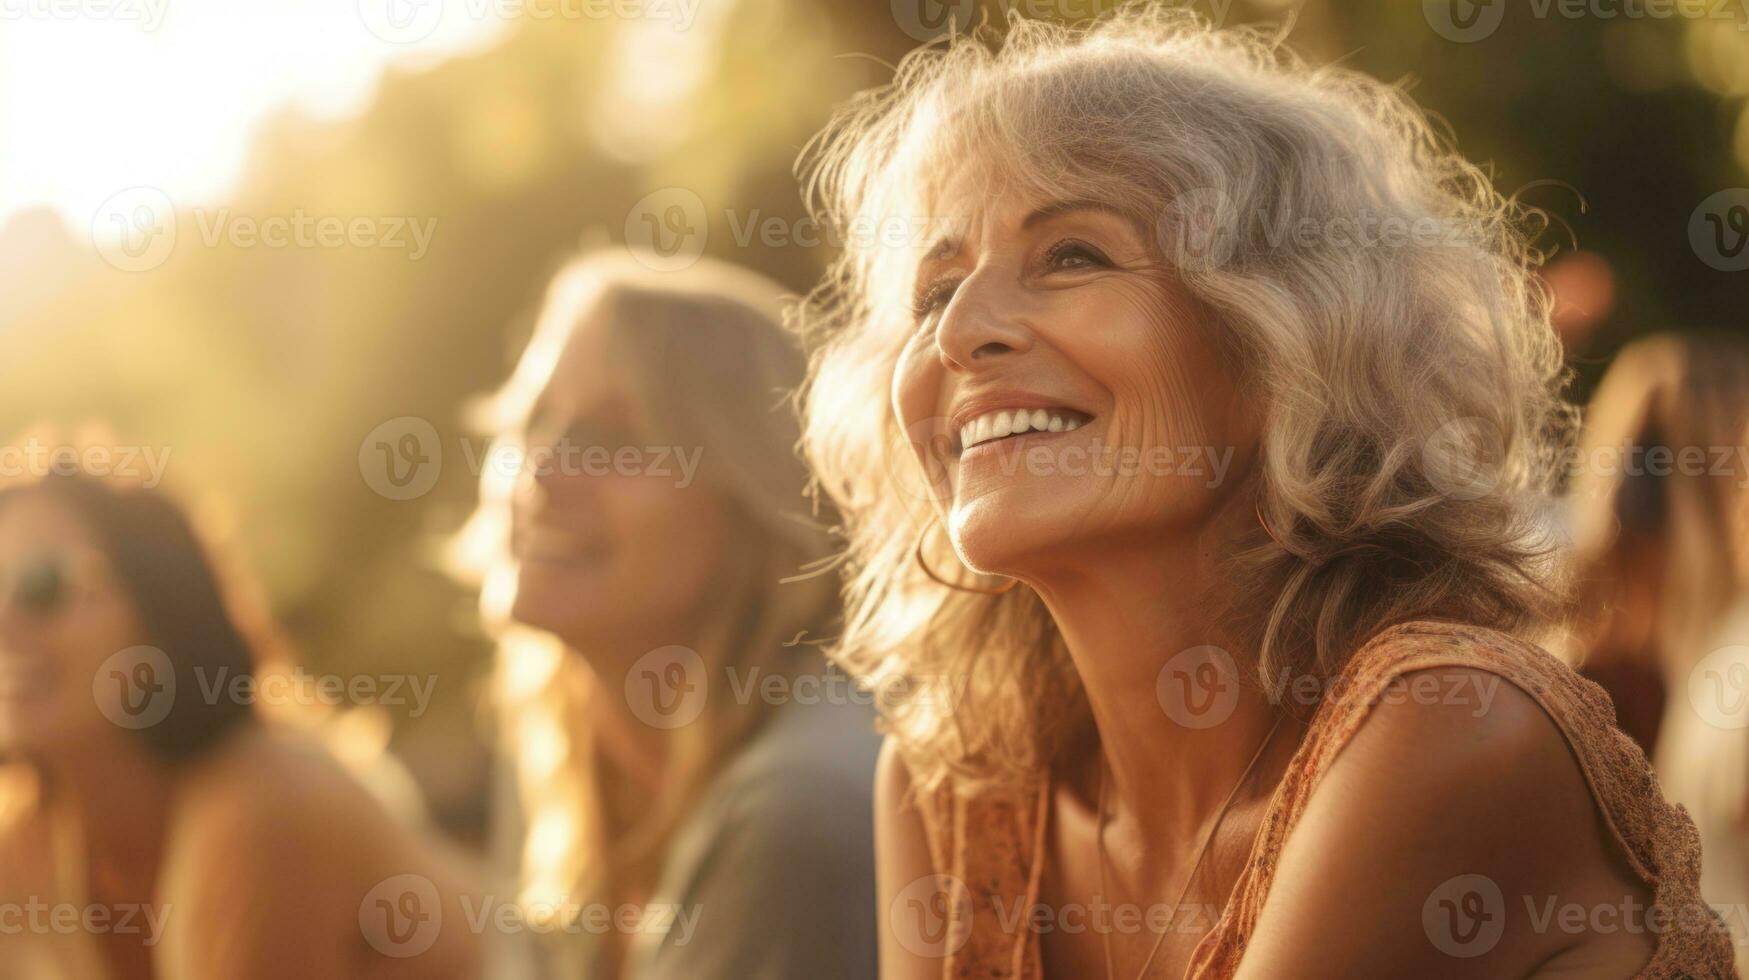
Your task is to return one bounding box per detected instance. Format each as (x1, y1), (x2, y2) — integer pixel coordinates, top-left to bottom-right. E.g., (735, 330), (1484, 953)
(2, 0), (1745, 844)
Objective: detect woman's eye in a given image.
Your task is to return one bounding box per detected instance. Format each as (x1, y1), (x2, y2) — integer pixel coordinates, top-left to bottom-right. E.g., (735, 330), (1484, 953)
(911, 278), (959, 321)
(1045, 240), (1109, 271)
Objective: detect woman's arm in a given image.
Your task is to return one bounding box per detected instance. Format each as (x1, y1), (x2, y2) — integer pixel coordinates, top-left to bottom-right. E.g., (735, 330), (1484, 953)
(875, 740), (946, 980)
(1233, 667), (1655, 979)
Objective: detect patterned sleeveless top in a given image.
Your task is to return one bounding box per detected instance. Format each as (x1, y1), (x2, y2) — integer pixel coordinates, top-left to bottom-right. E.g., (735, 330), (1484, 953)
(912, 620), (1738, 979)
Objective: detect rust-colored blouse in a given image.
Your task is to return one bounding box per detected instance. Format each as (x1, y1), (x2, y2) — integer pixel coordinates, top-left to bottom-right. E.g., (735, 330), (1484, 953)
(914, 620), (1738, 979)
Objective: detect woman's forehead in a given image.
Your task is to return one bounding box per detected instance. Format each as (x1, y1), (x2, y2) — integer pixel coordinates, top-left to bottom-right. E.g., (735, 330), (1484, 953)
(0, 491), (94, 553)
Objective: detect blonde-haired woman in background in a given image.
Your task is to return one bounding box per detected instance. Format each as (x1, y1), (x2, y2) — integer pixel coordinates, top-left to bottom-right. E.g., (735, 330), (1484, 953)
(454, 249), (880, 978)
(795, 8), (1733, 978)
(1567, 332), (1749, 973)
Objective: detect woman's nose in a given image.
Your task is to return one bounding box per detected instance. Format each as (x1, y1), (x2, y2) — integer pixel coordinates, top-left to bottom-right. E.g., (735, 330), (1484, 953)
(530, 442), (567, 492)
(934, 269), (1035, 372)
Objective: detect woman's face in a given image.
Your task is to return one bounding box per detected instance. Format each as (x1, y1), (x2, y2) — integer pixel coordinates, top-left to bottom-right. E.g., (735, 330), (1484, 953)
(893, 191), (1259, 578)
(508, 307), (735, 650)
(0, 492), (145, 753)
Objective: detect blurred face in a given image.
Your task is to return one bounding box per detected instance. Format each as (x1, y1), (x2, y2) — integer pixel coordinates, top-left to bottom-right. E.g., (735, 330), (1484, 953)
(893, 189), (1260, 578)
(508, 307), (735, 650)
(0, 492), (145, 753)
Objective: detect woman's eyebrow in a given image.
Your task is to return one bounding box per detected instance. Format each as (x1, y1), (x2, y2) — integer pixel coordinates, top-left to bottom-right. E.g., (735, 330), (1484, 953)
(1021, 199), (1131, 229)
(911, 234), (965, 286)
(913, 200), (1136, 268)
(918, 233), (963, 264)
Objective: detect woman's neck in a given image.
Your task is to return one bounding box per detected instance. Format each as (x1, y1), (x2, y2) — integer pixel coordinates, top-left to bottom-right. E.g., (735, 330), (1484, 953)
(39, 733), (174, 902)
(1027, 493), (1284, 844)
(560, 624), (705, 802)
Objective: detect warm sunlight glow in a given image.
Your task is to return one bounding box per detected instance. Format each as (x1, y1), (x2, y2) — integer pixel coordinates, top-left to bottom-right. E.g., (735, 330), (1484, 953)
(0, 0), (507, 234)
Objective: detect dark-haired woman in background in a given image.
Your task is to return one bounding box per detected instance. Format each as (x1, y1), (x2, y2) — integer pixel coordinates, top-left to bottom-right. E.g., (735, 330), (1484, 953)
(0, 455), (479, 979)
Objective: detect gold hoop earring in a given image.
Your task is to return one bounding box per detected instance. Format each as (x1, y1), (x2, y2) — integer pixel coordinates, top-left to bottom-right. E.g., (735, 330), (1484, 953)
(913, 519), (1019, 596)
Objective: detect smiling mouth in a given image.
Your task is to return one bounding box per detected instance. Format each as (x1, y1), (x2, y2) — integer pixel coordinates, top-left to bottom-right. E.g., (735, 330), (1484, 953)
(957, 408), (1094, 453)
(514, 529), (612, 567)
(0, 656), (52, 704)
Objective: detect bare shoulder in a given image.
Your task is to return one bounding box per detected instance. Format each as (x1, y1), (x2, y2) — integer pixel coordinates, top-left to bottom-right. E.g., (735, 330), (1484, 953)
(165, 721), (443, 912)
(875, 737), (916, 812)
(1235, 665), (1654, 979)
(1336, 665), (1579, 796)
(174, 723), (395, 848)
(874, 739), (945, 980)
(161, 723), (481, 977)
(874, 738), (930, 873)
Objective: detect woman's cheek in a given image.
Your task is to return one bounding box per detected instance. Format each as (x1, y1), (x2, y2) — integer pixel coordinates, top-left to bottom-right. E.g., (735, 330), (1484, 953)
(891, 335), (939, 426)
(1102, 298), (1218, 451)
(892, 341), (955, 500)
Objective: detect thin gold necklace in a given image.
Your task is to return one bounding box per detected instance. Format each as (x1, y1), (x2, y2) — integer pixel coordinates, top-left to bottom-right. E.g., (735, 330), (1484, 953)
(1096, 715), (1286, 980)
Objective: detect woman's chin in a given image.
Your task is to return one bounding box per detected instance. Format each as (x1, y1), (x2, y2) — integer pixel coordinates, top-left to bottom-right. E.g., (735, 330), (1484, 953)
(948, 495), (1068, 577)
(508, 577), (602, 639)
(949, 524), (1042, 582)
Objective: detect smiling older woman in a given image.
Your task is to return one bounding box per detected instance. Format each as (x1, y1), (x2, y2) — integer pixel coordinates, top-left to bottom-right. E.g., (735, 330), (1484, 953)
(794, 8), (1735, 980)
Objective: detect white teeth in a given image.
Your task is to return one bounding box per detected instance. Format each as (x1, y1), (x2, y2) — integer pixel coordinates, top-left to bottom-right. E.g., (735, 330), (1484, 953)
(522, 535), (600, 563)
(957, 407), (1089, 451)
